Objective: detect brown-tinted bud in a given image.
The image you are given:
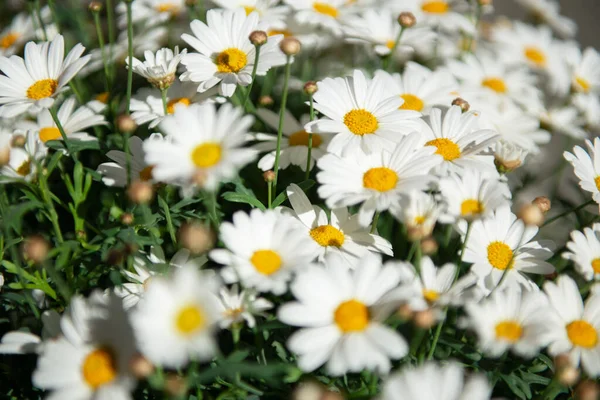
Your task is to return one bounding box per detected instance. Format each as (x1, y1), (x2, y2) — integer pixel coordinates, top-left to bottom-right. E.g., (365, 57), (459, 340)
(185, 0), (198, 6)
(22, 235), (50, 264)
(414, 309), (436, 329)
(164, 374), (188, 397)
(129, 353), (154, 379)
(452, 97), (470, 113)
(263, 170), (276, 183)
(321, 391), (344, 400)
(554, 353), (572, 370)
(88, 1), (103, 12)
(518, 203), (544, 227)
(479, 0), (492, 5)
(397, 304), (413, 320)
(555, 353), (580, 386)
(532, 196), (551, 214)
(292, 381), (325, 400)
(407, 225), (431, 242)
(11, 134), (26, 148)
(258, 95), (274, 107)
(494, 157), (522, 174)
(179, 222), (215, 254)
(576, 380), (600, 400)
(249, 30), (268, 46)
(398, 12), (417, 28)
(106, 249), (125, 266)
(421, 237), (438, 255)
(303, 81), (318, 95)
(280, 37), (301, 56)
(121, 213), (134, 225)
(127, 181), (154, 204)
(0, 146), (10, 166)
(191, 169), (208, 187)
(116, 115), (137, 134)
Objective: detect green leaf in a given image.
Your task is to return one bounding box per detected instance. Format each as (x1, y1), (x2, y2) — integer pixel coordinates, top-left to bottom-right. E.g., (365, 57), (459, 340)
(4, 201), (44, 234)
(501, 374), (529, 400)
(520, 371), (550, 386)
(46, 139), (100, 153)
(271, 179), (315, 208)
(222, 192), (266, 211)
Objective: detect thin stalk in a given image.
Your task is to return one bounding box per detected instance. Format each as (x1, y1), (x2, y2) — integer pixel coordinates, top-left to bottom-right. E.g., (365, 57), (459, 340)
(304, 95), (316, 180)
(106, 0), (116, 85)
(161, 194), (177, 244)
(124, 133), (132, 187)
(38, 168), (64, 244)
(543, 199), (594, 227)
(267, 181), (273, 209)
(243, 44), (262, 111)
(42, 260), (71, 303)
(92, 10), (110, 92)
(370, 211), (380, 234)
(161, 88), (169, 115)
(383, 27), (405, 71)
(33, 0), (48, 40)
(125, 0), (134, 115)
(48, 106), (74, 158)
(272, 56), (292, 187)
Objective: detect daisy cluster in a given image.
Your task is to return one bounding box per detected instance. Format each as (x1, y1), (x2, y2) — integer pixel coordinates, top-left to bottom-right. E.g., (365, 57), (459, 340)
(1, 0), (600, 399)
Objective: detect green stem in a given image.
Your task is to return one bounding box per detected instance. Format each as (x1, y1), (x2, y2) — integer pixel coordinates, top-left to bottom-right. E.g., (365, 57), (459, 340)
(42, 260), (71, 303)
(123, 133), (132, 187)
(426, 322), (443, 360)
(242, 44), (261, 111)
(125, 0), (134, 115)
(38, 168), (64, 244)
(267, 181), (273, 209)
(161, 194), (177, 244)
(48, 106), (74, 158)
(106, 0), (116, 85)
(304, 95), (316, 180)
(33, 0), (48, 41)
(383, 27), (405, 71)
(92, 10), (110, 92)
(542, 199), (594, 227)
(272, 57), (292, 188)
(161, 88), (169, 115)
(370, 211), (380, 234)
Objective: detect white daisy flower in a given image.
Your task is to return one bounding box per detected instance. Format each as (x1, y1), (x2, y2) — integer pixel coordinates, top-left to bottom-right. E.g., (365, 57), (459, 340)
(376, 63), (458, 114)
(0, 34), (91, 118)
(380, 361), (491, 400)
(514, 0), (577, 38)
(282, 183), (393, 264)
(132, 265), (222, 368)
(493, 140), (529, 173)
(305, 69), (422, 157)
(214, 285), (273, 329)
(389, 191), (441, 240)
(251, 108), (331, 172)
(211, 0), (290, 29)
(16, 97), (105, 144)
(33, 292), (137, 400)
(419, 106), (499, 176)
(127, 46), (187, 90)
(117, 0), (186, 28)
(278, 252), (408, 375)
(463, 206), (555, 292)
(573, 93), (600, 130)
(0, 8), (53, 57)
(543, 275), (600, 377)
(0, 130), (47, 183)
(143, 103), (256, 191)
(181, 8), (286, 97)
(538, 105), (587, 139)
(210, 209), (318, 295)
(569, 47), (600, 94)
(438, 169), (512, 223)
(385, 0), (475, 34)
(283, 0), (350, 36)
(464, 288), (552, 357)
(564, 138), (600, 205)
(563, 226), (600, 281)
(317, 132), (443, 227)
(97, 134), (160, 187)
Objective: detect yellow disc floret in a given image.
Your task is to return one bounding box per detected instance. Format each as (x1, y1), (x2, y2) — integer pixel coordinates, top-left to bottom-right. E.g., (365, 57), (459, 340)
(334, 299), (369, 332)
(481, 77), (507, 93)
(167, 97), (192, 114)
(191, 142), (222, 168)
(288, 130), (323, 148)
(343, 109), (379, 136)
(27, 79), (58, 100)
(487, 241), (514, 270)
(425, 138), (461, 161)
(460, 199), (484, 217)
(421, 0), (449, 14)
(495, 320), (523, 342)
(524, 47), (547, 66)
(82, 348), (117, 389)
(215, 48), (248, 73)
(175, 305), (206, 335)
(251, 250), (282, 275)
(39, 127), (62, 143)
(400, 94), (424, 111)
(310, 225), (345, 247)
(313, 2), (339, 18)
(567, 320), (598, 348)
(363, 167), (398, 192)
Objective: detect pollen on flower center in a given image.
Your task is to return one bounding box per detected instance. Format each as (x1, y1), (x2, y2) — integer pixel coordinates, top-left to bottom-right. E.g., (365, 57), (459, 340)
(460, 199), (484, 217)
(386, 40), (396, 50)
(414, 215), (426, 225)
(0, 32), (19, 49)
(155, 2), (179, 13)
(487, 241), (514, 270)
(421, 0), (449, 14)
(524, 46), (547, 66)
(139, 165), (154, 181)
(175, 305), (206, 335)
(95, 92), (110, 104)
(575, 76), (591, 93)
(334, 299), (369, 332)
(425, 138), (461, 161)
(495, 320), (523, 342)
(313, 2), (339, 18)
(16, 160), (31, 176)
(310, 225), (345, 247)
(343, 109), (379, 136)
(363, 167), (398, 192)
(26, 79), (58, 100)
(268, 29), (293, 37)
(215, 48), (248, 73)
(423, 289), (440, 303)
(400, 94), (424, 111)
(244, 6), (257, 15)
(481, 77), (507, 93)
(39, 127), (62, 143)
(191, 142), (222, 168)
(251, 250), (282, 275)
(288, 130), (323, 148)
(592, 258), (600, 274)
(82, 348), (117, 389)
(595, 176), (600, 192)
(566, 320), (598, 348)
(167, 97), (192, 114)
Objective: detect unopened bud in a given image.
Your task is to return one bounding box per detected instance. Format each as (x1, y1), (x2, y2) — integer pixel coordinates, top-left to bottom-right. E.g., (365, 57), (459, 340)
(11, 134), (26, 148)
(116, 115), (137, 133)
(407, 225), (431, 242)
(452, 97), (470, 113)
(576, 380), (600, 400)
(127, 181), (154, 204)
(263, 170), (276, 183)
(121, 213), (134, 225)
(532, 196), (551, 214)
(518, 203), (544, 227)
(89, 1), (103, 12)
(494, 157), (522, 174)
(322, 391), (344, 400)
(249, 30), (268, 46)
(303, 81), (318, 95)
(398, 12), (416, 28)
(0, 146), (10, 166)
(554, 353), (580, 386)
(148, 74), (175, 91)
(185, 0), (198, 6)
(554, 354), (572, 370)
(165, 374), (188, 397)
(280, 37), (301, 56)
(397, 304), (413, 320)
(191, 169), (208, 187)
(22, 235), (50, 264)
(258, 95), (274, 107)
(129, 354), (154, 379)
(420, 237), (438, 255)
(179, 222), (215, 254)
(414, 309), (436, 329)
(292, 381), (325, 400)
(479, 0), (492, 5)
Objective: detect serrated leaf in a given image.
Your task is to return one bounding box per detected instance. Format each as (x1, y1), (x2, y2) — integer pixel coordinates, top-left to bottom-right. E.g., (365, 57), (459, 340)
(271, 179), (315, 208)
(222, 192), (266, 211)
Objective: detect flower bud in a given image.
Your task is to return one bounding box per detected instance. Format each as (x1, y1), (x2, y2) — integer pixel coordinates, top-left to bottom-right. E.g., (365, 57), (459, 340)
(452, 97), (470, 113)
(22, 235), (50, 264)
(479, 0), (492, 5)
(121, 213), (134, 225)
(165, 374), (188, 397)
(263, 170), (276, 183)
(116, 115), (137, 134)
(258, 95), (274, 107)
(421, 237), (438, 255)
(414, 309), (436, 329)
(397, 304), (413, 320)
(129, 354), (154, 379)
(179, 222), (215, 254)
(398, 12), (417, 28)
(11, 134), (26, 148)
(88, 1), (103, 12)
(576, 380), (600, 400)
(249, 30), (268, 46)
(185, 0), (198, 6)
(554, 353), (580, 386)
(518, 203), (544, 227)
(0, 146), (10, 166)
(127, 181), (154, 204)
(532, 196), (551, 214)
(303, 81), (318, 95)
(280, 37), (301, 56)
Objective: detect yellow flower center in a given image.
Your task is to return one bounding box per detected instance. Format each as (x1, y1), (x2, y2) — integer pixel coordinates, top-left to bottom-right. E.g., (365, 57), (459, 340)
(190, 142), (222, 168)
(487, 241), (514, 270)
(215, 48), (248, 73)
(95, 92), (110, 104)
(495, 320), (523, 342)
(288, 130), (323, 148)
(425, 138), (461, 161)
(82, 348), (117, 389)
(313, 2), (339, 18)
(310, 225), (345, 247)
(481, 77), (507, 93)
(595, 176), (600, 192)
(0, 32), (19, 49)
(567, 320), (598, 348)
(400, 94), (425, 112)
(155, 2), (179, 13)
(460, 199), (484, 217)
(16, 161), (31, 176)
(268, 29), (293, 37)
(423, 289), (440, 303)
(251, 250), (282, 275)
(334, 299), (369, 332)
(343, 109), (379, 136)
(575, 76), (591, 93)
(386, 40), (396, 50)
(414, 215), (426, 225)
(524, 46), (547, 66)
(139, 165), (154, 181)
(166, 97), (192, 114)
(363, 167), (398, 192)
(39, 127), (62, 143)
(592, 258), (600, 274)
(26, 79), (58, 100)
(421, 0), (449, 14)
(175, 305), (206, 335)
(244, 6), (256, 15)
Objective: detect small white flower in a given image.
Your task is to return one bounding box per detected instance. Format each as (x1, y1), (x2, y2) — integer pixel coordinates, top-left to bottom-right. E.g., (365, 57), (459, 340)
(564, 138), (600, 205)
(538, 105), (587, 139)
(97, 135), (160, 187)
(215, 285), (273, 329)
(514, 0), (577, 38)
(385, 0), (475, 34)
(569, 47), (600, 94)
(0, 310), (60, 355)
(563, 225), (600, 281)
(284, 0), (349, 36)
(0, 8), (54, 57)
(493, 140), (529, 173)
(0, 130), (47, 183)
(117, 0), (186, 28)
(390, 191), (441, 240)
(127, 46), (187, 90)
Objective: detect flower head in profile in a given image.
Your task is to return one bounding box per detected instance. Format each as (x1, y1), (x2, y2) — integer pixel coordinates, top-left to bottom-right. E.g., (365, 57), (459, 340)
(98, 135), (161, 187)
(563, 225), (600, 282)
(390, 191), (441, 241)
(127, 46), (187, 90)
(214, 285), (273, 329)
(0, 131), (47, 183)
(564, 138), (600, 205)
